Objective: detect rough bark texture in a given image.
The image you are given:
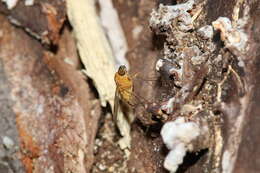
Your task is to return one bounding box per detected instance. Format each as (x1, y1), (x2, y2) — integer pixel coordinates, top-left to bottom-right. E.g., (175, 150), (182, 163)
(0, 14), (101, 173)
(0, 0), (260, 173)
(112, 0), (166, 172)
(231, 2), (260, 173)
(0, 0), (66, 44)
(113, 0), (260, 173)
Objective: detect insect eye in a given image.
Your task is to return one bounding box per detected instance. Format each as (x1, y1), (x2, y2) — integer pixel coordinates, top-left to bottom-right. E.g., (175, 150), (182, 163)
(118, 65), (127, 75)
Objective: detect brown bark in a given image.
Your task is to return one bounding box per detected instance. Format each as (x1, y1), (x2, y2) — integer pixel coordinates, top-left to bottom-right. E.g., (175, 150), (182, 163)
(0, 14), (101, 172)
(0, 0), (260, 173)
(0, 0), (66, 44)
(113, 0), (260, 173)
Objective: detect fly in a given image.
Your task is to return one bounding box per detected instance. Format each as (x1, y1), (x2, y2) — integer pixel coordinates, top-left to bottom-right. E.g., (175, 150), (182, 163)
(113, 65), (134, 123)
(113, 65), (162, 125)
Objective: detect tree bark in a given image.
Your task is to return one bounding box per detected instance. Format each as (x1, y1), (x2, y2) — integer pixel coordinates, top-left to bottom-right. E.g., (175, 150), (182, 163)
(0, 0), (260, 173)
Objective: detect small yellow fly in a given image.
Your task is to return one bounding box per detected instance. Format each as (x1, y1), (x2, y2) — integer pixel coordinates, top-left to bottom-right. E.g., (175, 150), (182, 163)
(113, 65), (134, 123)
(113, 65), (162, 125)
(114, 65), (133, 104)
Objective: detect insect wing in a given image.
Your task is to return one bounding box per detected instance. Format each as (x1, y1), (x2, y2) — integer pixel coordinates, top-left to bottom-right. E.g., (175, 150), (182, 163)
(113, 87), (120, 124)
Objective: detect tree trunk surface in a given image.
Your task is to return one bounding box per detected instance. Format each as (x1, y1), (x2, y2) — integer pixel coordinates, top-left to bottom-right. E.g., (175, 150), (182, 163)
(0, 0), (260, 173)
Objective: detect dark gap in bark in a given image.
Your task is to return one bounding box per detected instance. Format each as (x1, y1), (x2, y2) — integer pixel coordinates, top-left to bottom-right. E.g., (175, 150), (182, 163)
(63, 19), (73, 31)
(194, 77), (207, 98)
(146, 122), (164, 138)
(152, 33), (167, 50)
(135, 119), (150, 132)
(45, 19), (73, 54)
(86, 78), (100, 99)
(213, 109), (222, 116)
(97, 104), (115, 137)
(212, 31), (224, 48)
(58, 19), (73, 39)
(48, 43), (59, 54)
(59, 84), (70, 97)
(176, 149), (209, 173)
(157, 0), (177, 6)
(134, 118), (164, 137)
(75, 48), (84, 70)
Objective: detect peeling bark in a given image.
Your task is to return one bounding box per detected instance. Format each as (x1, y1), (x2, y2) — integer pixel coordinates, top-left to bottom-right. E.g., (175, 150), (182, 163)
(0, 0), (260, 173)
(0, 0), (66, 44)
(0, 15), (100, 173)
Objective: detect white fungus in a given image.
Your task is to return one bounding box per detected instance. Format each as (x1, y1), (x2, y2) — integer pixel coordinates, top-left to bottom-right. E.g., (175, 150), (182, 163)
(150, 0), (195, 33)
(212, 17), (248, 53)
(222, 150), (234, 173)
(164, 144), (186, 172)
(155, 59), (164, 71)
(237, 56), (245, 67)
(178, 12), (193, 31)
(197, 25), (214, 39)
(2, 0), (19, 9)
(161, 97), (175, 114)
(2, 136), (15, 149)
(161, 117), (201, 172)
(25, 0), (34, 6)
